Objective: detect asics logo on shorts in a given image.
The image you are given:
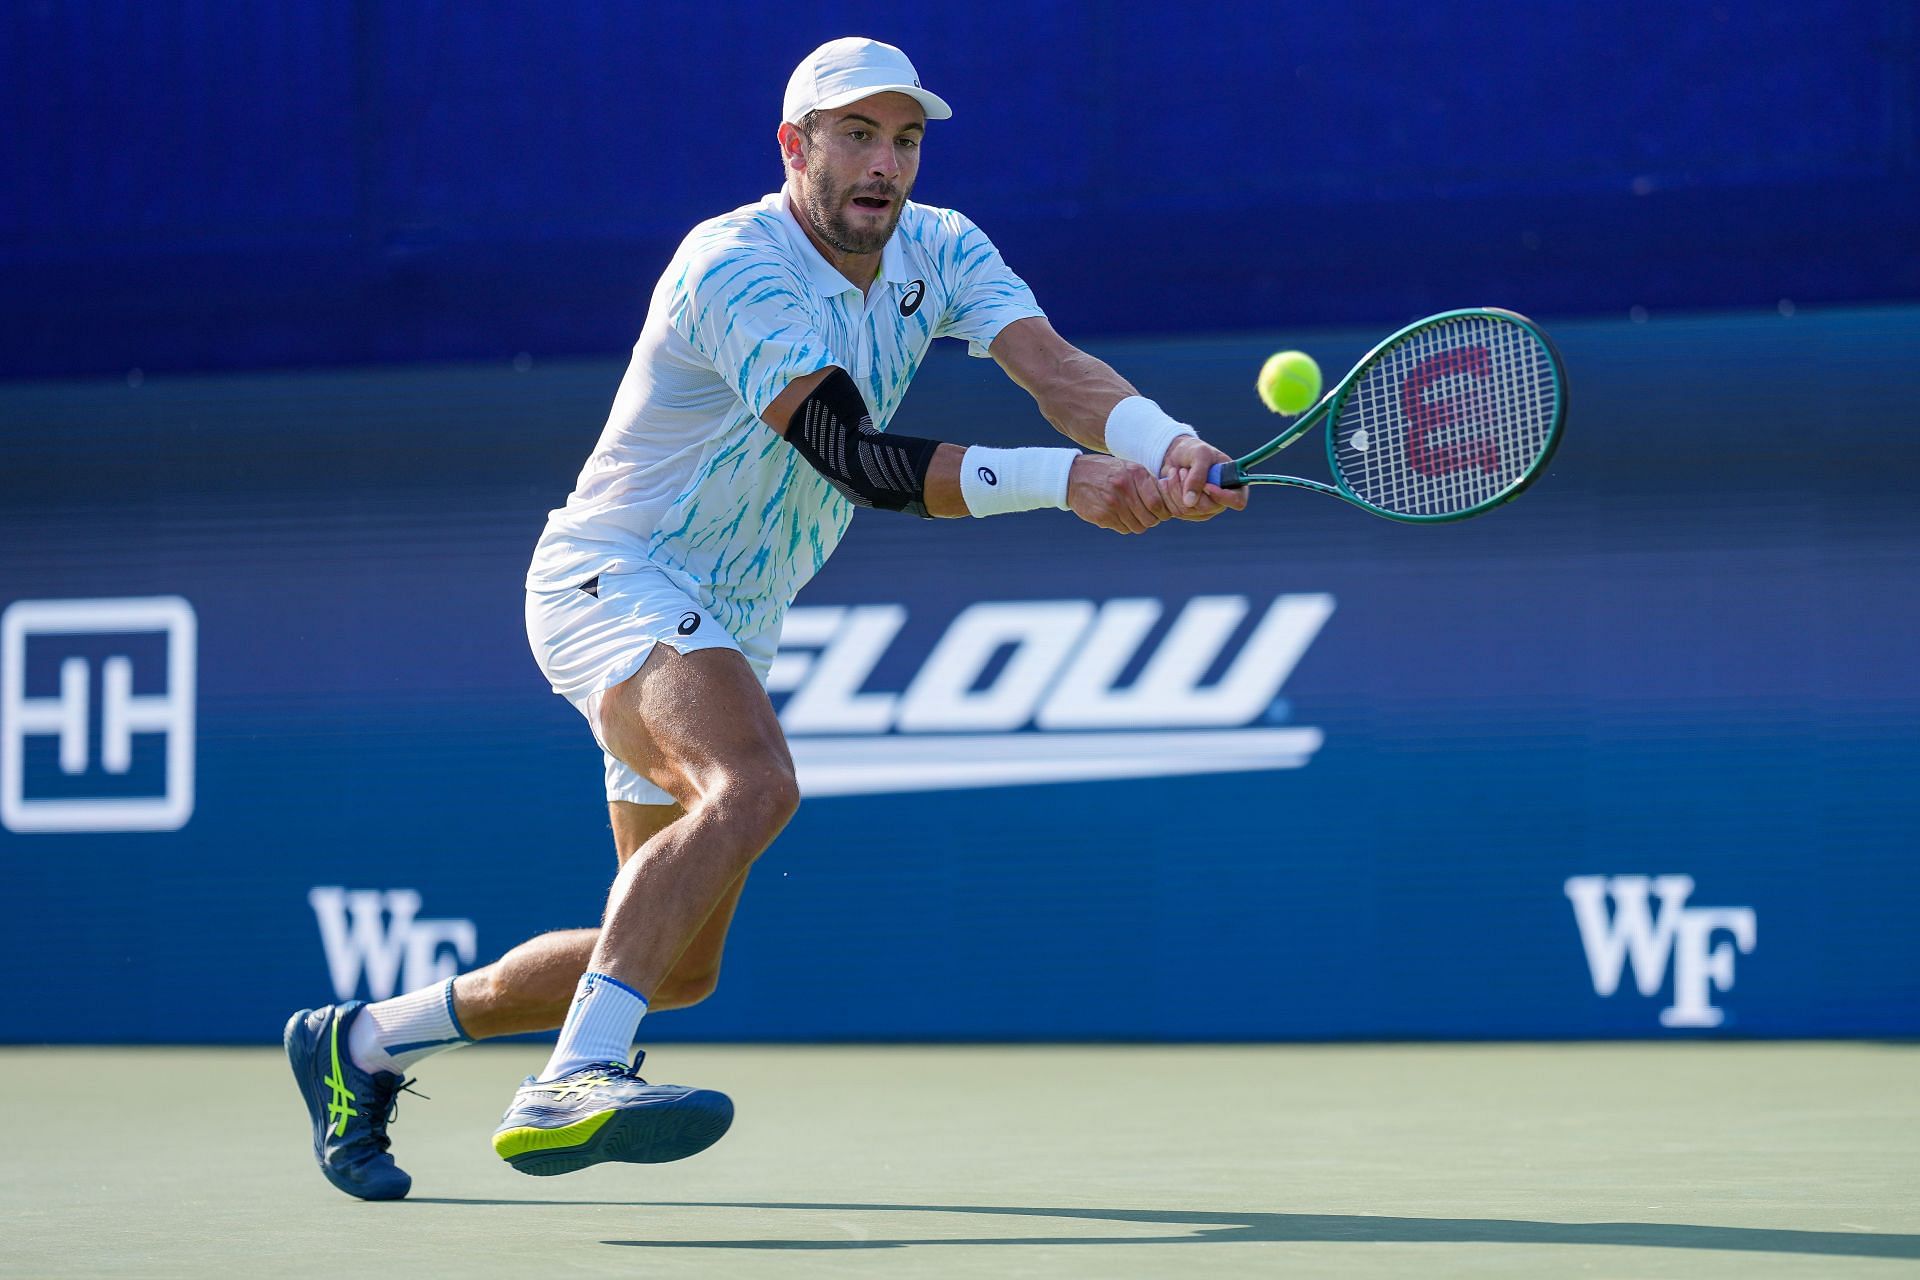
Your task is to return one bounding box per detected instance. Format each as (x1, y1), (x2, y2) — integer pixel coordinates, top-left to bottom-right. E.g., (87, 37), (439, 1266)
(677, 612), (702, 635)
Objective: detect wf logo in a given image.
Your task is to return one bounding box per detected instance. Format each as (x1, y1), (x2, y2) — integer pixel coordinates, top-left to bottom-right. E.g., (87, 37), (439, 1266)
(1, 597), (196, 833)
(309, 887), (478, 1002)
(1565, 875), (1757, 1028)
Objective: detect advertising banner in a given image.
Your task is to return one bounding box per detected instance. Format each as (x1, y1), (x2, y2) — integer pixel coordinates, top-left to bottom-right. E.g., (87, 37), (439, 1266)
(3, 309), (1916, 1041)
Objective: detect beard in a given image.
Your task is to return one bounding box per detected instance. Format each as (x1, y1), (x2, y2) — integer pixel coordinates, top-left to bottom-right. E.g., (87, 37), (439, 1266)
(801, 173), (911, 256)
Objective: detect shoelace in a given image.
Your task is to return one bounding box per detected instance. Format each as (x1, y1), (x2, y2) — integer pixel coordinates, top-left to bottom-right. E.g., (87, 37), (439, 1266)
(573, 1064), (632, 1084)
(529, 1063), (646, 1103)
(562, 1063), (629, 1088)
(362, 1076), (427, 1154)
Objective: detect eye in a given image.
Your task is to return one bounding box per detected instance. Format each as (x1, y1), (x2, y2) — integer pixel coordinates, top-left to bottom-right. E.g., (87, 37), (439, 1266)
(847, 129), (870, 143)
(898, 137), (919, 150)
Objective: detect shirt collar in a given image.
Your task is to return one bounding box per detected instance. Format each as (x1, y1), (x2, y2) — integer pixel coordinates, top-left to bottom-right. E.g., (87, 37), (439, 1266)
(777, 186), (909, 297)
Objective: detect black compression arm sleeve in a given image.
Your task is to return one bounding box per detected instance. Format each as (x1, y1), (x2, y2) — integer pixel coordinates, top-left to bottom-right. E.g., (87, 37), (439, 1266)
(784, 367), (944, 517)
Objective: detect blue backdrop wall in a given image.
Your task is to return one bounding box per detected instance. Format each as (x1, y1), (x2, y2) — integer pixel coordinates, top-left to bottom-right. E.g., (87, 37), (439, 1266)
(3, 305), (1916, 1042)
(5, 1), (1918, 376)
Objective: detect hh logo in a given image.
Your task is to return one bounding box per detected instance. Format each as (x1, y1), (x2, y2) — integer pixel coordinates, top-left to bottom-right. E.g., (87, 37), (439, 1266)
(1, 597), (196, 833)
(310, 887), (478, 1002)
(1565, 875), (1757, 1028)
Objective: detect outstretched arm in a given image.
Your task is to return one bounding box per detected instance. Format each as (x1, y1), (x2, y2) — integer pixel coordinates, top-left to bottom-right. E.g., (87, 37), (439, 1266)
(982, 315), (1136, 451)
(761, 365), (1179, 534)
(987, 316), (1248, 517)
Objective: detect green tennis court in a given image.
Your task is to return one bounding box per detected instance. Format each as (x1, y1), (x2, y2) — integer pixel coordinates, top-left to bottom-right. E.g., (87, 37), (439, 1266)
(5, 1043), (1914, 1277)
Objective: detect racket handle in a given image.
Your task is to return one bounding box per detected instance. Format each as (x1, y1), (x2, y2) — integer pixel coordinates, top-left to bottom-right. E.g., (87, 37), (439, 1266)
(1208, 461), (1246, 489)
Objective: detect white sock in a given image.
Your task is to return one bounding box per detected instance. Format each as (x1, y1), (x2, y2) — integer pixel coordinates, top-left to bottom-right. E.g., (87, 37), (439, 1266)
(348, 977), (472, 1076)
(538, 971), (648, 1082)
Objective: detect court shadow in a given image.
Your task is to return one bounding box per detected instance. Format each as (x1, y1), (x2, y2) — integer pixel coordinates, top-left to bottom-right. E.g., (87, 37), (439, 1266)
(589, 1202), (1919, 1259)
(410, 1198), (658, 1208)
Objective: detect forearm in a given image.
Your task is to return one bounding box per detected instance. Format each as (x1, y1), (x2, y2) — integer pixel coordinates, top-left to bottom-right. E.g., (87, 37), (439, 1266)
(1028, 347), (1140, 452)
(927, 440), (1097, 520)
(921, 443), (968, 518)
(989, 318), (1188, 468)
(768, 363), (1150, 527)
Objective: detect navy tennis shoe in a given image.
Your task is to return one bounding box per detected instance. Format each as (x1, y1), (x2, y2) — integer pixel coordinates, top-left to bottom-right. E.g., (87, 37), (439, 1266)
(284, 1001), (415, 1201)
(492, 1054), (733, 1176)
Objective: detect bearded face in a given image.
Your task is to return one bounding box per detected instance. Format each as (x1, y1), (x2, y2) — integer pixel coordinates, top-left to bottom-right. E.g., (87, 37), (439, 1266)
(788, 95), (925, 260)
(799, 166), (910, 256)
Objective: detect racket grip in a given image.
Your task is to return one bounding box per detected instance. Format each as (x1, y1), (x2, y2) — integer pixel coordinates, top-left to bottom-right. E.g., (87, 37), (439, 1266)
(1208, 461), (1245, 489)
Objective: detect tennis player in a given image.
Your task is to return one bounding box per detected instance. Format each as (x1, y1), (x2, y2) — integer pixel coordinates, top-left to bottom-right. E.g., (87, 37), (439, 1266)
(286, 35), (1247, 1200)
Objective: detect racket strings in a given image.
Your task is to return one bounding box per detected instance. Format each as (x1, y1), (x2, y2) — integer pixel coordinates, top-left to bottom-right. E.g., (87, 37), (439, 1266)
(1334, 315), (1558, 517)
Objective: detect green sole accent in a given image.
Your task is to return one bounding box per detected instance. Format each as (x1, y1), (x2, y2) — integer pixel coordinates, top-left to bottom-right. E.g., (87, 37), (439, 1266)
(493, 1109), (615, 1159)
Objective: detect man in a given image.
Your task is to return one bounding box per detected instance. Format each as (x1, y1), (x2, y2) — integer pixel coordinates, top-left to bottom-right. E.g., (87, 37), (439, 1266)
(286, 36), (1247, 1200)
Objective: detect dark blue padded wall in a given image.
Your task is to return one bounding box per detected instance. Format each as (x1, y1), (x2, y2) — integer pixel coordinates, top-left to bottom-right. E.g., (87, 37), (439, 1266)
(3, 4), (1916, 1044)
(5, 1), (1917, 376)
(2, 306), (1916, 1042)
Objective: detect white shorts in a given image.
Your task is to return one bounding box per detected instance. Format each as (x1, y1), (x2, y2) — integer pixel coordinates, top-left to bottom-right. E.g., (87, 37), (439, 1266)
(525, 567), (780, 805)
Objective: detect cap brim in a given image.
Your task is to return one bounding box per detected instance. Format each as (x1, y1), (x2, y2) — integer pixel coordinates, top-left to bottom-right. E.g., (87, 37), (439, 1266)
(809, 83), (953, 121)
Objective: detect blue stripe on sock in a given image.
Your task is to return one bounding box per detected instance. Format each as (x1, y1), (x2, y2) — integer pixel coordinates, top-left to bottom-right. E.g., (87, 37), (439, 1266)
(384, 1036), (460, 1058)
(587, 971), (650, 1005)
(443, 976), (472, 1042)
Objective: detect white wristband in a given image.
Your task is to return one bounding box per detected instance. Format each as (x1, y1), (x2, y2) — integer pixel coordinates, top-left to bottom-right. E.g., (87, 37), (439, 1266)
(1103, 396), (1195, 472)
(960, 446), (1077, 516)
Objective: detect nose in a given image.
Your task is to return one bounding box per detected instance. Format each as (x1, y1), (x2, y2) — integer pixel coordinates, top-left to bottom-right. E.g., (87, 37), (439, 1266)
(868, 145), (899, 183)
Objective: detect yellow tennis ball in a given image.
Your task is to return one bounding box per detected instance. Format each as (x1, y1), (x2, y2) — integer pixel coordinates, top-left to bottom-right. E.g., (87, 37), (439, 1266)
(1256, 350), (1321, 415)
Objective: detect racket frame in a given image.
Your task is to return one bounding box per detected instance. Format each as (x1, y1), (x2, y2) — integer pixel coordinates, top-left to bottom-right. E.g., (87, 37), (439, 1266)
(1212, 307), (1568, 523)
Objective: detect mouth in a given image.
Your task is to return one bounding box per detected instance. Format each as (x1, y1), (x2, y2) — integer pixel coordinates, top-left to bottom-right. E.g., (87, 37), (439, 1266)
(849, 194), (893, 213)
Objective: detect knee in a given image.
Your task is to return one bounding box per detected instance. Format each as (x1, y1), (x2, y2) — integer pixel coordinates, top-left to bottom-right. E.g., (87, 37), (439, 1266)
(651, 965), (720, 1011)
(759, 765), (802, 830)
(707, 761), (799, 849)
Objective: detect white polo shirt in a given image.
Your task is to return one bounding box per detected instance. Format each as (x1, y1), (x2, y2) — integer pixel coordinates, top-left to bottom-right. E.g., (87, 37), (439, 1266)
(527, 188), (1045, 638)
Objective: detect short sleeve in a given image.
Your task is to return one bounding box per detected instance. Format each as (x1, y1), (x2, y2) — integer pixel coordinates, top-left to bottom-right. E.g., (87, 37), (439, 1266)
(667, 246), (839, 419)
(931, 214), (1047, 358)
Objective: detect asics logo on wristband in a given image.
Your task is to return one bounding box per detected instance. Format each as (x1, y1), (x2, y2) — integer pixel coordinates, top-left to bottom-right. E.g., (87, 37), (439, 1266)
(977, 467), (997, 486)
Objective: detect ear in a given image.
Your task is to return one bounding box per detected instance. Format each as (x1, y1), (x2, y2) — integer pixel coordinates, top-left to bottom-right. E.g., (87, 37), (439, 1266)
(777, 122), (807, 173)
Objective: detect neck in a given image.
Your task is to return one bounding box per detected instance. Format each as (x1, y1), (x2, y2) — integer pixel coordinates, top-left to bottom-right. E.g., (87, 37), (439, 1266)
(787, 188), (883, 293)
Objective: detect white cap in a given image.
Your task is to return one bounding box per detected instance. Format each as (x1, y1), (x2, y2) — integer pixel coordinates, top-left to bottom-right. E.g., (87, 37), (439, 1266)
(782, 37), (952, 126)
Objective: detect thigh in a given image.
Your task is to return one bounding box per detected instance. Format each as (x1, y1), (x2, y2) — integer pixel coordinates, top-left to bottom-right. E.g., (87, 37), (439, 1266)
(530, 568), (765, 807)
(597, 641), (794, 810)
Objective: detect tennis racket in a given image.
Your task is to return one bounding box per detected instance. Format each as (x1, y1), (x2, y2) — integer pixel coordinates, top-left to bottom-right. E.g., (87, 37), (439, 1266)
(1208, 308), (1567, 522)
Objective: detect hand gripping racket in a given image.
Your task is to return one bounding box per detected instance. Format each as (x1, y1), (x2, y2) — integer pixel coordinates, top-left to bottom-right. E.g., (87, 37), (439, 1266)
(1208, 308), (1567, 521)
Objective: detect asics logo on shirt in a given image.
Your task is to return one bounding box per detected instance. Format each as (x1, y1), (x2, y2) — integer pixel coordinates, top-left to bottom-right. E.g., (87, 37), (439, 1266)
(900, 280), (926, 317)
